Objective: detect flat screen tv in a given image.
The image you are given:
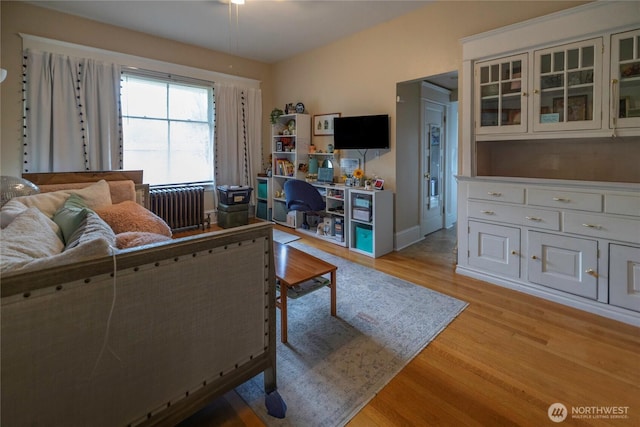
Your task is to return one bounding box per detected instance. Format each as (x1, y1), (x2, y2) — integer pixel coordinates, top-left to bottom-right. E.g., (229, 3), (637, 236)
(333, 114), (389, 150)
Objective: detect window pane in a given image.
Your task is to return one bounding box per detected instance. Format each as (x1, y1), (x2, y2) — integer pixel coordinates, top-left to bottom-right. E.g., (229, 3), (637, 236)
(169, 84), (209, 121)
(553, 52), (564, 72)
(582, 46), (594, 68)
(123, 118), (168, 151)
(620, 37), (634, 61)
(541, 54), (551, 74)
(169, 122), (213, 182)
(567, 49), (579, 70)
(122, 77), (167, 119)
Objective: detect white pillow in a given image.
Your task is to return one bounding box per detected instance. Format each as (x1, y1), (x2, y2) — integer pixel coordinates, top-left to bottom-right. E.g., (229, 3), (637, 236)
(0, 207), (64, 274)
(9, 179), (113, 218)
(0, 199), (28, 228)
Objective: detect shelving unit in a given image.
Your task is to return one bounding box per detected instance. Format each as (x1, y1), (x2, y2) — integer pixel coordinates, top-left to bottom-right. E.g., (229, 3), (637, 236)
(348, 189), (393, 258)
(293, 183), (349, 247)
(255, 176), (271, 221)
(270, 114), (310, 227)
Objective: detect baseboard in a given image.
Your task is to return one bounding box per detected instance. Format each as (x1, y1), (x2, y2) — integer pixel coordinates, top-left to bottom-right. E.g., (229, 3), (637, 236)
(456, 265), (640, 327)
(394, 225), (424, 251)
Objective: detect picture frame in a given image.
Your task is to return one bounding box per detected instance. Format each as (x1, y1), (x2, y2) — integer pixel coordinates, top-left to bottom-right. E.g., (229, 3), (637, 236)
(553, 95), (588, 122)
(340, 158), (359, 177)
(276, 141), (283, 152)
(373, 178), (384, 190)
(313, 113), (340, 136)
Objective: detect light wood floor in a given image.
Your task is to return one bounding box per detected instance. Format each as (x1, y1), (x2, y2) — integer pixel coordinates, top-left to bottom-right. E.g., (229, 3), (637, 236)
(178, 224), (640, 427)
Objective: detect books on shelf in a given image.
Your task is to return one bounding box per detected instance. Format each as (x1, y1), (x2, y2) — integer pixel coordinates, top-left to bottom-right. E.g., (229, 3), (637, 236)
(276, 158), (295, 176)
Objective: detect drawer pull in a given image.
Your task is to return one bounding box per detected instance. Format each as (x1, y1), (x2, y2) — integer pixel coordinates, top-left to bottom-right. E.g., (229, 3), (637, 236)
(582, 223), (601, 230)
(585, 268), (599, 278)
(511, 250), (519, 256)
(525, 216), (542, 222)
(531, 255), (538, 260)
(552, 197), (570, 202)
(487, 192), (502, 197)
(480, 210), (495, 215)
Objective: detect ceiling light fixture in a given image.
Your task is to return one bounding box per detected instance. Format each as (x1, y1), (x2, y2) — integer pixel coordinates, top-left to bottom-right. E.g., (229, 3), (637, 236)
(231, 0), (245, 4)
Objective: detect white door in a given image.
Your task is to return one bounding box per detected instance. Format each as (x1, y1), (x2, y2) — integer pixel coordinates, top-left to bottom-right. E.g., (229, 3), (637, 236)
(421, 100), (445, 236)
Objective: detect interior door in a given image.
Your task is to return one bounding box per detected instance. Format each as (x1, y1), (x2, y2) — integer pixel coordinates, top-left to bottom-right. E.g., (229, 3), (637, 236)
(421, 100), (445, 236)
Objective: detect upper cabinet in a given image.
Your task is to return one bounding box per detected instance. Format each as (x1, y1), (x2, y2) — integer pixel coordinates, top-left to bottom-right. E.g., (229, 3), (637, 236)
(475, 54), (528, 134)
(611, 28), (640, 129)
(532, 38), (602, 132)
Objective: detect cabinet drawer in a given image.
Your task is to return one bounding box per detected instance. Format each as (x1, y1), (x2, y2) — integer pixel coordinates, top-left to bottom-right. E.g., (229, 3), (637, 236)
(527, 188), (602, 212)
(564, 212), (640, 245)
(468, 201), (560, 231)
(468, 183), (525, 204)
(605, 194), (640, 217)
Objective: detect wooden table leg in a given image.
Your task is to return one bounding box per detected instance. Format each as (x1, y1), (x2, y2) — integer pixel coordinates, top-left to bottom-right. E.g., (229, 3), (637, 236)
(330, 269), (337, 317)
(280, 281), (288, 344)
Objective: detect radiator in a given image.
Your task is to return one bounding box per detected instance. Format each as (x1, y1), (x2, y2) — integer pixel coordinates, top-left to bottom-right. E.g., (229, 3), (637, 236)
(149, 185), (205, 231)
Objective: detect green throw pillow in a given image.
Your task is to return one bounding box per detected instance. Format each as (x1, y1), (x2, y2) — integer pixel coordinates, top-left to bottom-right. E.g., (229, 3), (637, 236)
(52, 206), (89, 245)
(64, 193), (90, 210)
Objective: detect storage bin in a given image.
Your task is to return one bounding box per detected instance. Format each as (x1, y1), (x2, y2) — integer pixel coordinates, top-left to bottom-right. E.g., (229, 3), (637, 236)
(354, 223), (373, 253)
(217, 202), (249, 228)
(217, 185), (253, 205)
(256, 200), (269, 220)
(257, 180), (268, 199)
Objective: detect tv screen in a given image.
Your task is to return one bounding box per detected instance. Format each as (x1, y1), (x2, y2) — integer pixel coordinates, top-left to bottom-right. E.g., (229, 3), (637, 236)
(333, 114), (389, 150)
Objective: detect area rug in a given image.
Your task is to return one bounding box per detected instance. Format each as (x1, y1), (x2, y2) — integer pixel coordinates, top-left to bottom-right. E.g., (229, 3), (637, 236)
(273, 228), (301, 244)
(236, 242), (467, 427)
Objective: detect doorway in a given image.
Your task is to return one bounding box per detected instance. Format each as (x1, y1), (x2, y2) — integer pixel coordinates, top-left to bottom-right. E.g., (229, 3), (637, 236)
(395, 71), (458, 247)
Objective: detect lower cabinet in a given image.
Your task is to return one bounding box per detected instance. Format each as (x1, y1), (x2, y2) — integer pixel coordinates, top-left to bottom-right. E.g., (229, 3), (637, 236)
(609, 244), (640, 312)
(468, 221), (520, 278)
(457, 177), (640, 326)
(527, 231), (598, 300)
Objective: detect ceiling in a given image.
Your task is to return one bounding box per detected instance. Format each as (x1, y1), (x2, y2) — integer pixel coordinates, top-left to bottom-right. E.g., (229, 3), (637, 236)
(26, 0), (434, 64)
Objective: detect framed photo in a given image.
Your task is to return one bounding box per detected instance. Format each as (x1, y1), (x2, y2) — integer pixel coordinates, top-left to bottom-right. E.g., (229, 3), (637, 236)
(313, 113), (340, 136)
(276, 141), (283, 152)
(374, 178), (384, 190)
(340, 158), (359, 177)
(553, 95), (588, 122)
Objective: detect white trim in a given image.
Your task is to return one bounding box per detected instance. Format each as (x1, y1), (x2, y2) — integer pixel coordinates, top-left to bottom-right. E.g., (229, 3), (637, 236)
(460, 1), (640, 61)
(20, 33), (260, 89)
(394, 225), (423, 251)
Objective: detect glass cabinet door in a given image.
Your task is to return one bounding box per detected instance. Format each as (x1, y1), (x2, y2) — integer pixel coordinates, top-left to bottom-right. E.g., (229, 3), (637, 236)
(475, 54), (527, 134)
(611, 29), (640, 129)
(533, 38), (602, 131)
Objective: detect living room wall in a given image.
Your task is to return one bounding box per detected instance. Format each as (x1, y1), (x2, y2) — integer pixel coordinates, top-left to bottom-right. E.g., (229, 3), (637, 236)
(0, 1), (273, 178)
(268, 0), (587, 238)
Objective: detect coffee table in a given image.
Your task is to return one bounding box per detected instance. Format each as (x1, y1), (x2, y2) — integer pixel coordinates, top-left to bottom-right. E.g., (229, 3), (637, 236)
(273, 241), (337, 343)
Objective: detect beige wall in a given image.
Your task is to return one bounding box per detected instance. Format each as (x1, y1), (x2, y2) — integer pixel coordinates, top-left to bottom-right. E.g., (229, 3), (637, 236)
(0, 1), (273, 177)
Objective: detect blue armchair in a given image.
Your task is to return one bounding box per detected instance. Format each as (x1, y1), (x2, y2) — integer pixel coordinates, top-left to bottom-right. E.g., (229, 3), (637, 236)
(284, 179), (325, 229)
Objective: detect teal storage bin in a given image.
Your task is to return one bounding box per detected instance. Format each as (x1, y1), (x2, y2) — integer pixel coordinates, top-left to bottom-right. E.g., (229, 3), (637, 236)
(354, 223), (373, 253)
(256, 200), (269, 220)
(257, 180), (268, 199)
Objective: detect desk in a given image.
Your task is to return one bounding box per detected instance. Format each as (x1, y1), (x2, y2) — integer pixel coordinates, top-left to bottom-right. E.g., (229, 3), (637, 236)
(273, 242), (337, 343)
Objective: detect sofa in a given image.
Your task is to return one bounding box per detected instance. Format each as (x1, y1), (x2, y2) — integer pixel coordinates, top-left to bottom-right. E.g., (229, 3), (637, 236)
(0, 172), (280, 426)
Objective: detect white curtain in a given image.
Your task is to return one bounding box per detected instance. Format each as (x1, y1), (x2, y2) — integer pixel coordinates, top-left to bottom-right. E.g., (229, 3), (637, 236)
(214, 83), (262, 204)
(23, 49), (122, 173)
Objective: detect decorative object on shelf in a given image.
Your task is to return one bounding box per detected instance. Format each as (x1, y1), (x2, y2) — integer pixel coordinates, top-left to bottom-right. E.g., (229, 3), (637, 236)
(309, 143), (316, 153)
(270, 108), (283, 124)
(313, 113), (341, 136)
(327, 143), (334, 153)
(287, 120), (296, 134)
(340, 158), (360, 178)
(374, 178), (384, 190)
(295, 102), (305, 113)
(284, 103), (295, 114)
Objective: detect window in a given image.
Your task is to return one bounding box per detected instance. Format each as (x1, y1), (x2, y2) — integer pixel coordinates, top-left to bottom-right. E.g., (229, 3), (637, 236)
(121, 73), (214, 185)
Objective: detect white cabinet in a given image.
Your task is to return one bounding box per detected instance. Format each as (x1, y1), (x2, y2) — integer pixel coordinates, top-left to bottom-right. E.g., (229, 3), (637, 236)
(468, 221), (520, 278)
(457, 177), (640, 326)
(527, 231), (598, 300)
(532, 38), (603, 132)
(611, 28), (640, 129)
(296, 183), (349, 247)
(609, 244), (640, 312)
(475, 54), (528, 134)
(348, 189), (393, 258)
(270, 114), (310, 227)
